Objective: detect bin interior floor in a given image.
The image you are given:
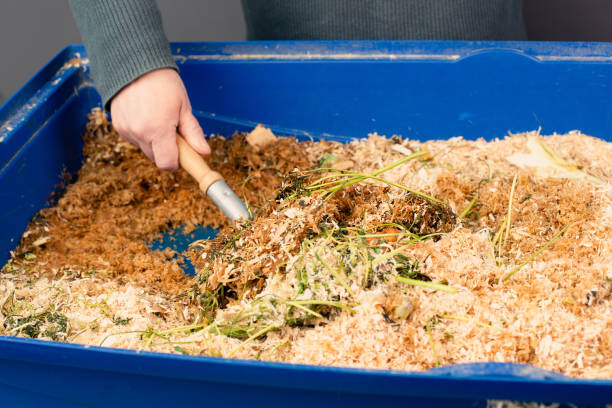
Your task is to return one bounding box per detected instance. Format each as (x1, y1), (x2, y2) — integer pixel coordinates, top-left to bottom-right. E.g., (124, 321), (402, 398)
(1, 109), (610, 379)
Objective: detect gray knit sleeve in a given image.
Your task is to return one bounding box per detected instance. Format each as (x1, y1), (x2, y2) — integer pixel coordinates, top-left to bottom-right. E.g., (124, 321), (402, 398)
(69, 0), (177, 108)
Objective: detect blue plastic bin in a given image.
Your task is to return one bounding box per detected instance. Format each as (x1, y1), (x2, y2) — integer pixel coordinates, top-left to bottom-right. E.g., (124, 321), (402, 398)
(0, 41), (611, 407)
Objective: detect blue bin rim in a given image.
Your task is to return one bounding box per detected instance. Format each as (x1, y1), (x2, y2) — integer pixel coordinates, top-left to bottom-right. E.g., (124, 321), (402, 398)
(168, 39), (612, 63)
(1, 336), (610, 393)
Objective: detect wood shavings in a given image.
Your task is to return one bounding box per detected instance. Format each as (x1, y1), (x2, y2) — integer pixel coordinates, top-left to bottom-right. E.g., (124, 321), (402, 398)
(507, 133), (604, 185)
(246, 124), (277, 151)
(1, 109), (610, 380)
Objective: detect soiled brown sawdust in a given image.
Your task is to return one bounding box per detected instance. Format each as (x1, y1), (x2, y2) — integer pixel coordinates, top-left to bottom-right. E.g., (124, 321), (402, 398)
(1, 109), (610, 379)
(6, 110), (308, 296)
(198, 182), (456, 297)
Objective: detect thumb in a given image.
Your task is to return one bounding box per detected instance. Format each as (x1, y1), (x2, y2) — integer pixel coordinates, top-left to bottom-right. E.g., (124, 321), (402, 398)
(151, 130), (179, 171)
(179, 109), (210, 156)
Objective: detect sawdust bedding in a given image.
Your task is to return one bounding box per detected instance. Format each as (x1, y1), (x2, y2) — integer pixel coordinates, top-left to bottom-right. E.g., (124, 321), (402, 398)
(1, 108), (610, 379)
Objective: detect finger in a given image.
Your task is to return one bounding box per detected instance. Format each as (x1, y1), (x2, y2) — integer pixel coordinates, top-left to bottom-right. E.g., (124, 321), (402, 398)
(179, 110), (210, 156)
(139, 139), (155, 163)
(151, 132), (179, 171)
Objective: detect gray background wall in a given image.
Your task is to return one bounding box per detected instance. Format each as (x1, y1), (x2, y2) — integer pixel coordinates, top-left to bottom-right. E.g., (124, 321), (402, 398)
(1, 0), (612, 106)
(0, 0), (245, 105)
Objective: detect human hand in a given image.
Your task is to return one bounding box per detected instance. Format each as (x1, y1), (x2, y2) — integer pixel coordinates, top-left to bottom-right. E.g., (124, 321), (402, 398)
(109, 68), (210, 171)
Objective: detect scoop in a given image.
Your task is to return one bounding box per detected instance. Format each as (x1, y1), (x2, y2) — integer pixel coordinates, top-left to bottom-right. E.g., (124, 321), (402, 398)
(176, 134), (250, 221)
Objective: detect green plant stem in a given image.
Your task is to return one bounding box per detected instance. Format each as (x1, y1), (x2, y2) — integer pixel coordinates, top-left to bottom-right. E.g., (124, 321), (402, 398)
(240, 175), (254, 219)
(503, 173), (519, 249)
(426, 318), (439, 367)
(501, 221), (576, 283)
(372, 151), (430, 175)
(228, 323), (277, 358)
(98, 323), (206, 348)
(140, 330), (170, 351)
(311, 172), (443, 204)
(350, 232), (403, 239)
(1, 290), (14, 315)
(158, 323), (205, 335)
(315, 251), (355, 297)
(305, 150), (426, 181)
(491, 218), (507, 248)
(536, 138), (604, 185)
(440, 314), (505, 333)
(396, 276), (457, 293)
(285, 301), (323, 318)
(372, 234), (443, 266)
(267, 341), (290, 359)
(99, 330), (152, 347)
(289, 299), (355, 312)
(305, 151), (443, 204)
(459, 195), (478, 219)
(68, 328), (90, 342)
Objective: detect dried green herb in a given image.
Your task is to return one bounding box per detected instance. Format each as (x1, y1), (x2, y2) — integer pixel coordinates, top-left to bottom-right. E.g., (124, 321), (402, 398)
(112, 316), (132, 326)
(4, 311), (68, 340)
(395, 255), (430, 281)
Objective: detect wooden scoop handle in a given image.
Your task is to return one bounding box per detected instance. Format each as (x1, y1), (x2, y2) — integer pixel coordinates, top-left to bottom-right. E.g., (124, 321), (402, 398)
(176, 134), (223, 194)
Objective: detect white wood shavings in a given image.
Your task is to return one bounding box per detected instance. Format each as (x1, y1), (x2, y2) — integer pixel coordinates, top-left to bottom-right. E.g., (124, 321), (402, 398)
(1, 127), (611, 380)
(246, 124), (277, 151)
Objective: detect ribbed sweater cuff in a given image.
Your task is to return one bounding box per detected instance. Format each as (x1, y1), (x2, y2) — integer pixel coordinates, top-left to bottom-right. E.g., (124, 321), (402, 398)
(70, 0), (177, 109)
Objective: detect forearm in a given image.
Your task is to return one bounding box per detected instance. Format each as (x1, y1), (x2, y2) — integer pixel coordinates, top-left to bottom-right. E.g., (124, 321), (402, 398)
(69, 0), (177, 108)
